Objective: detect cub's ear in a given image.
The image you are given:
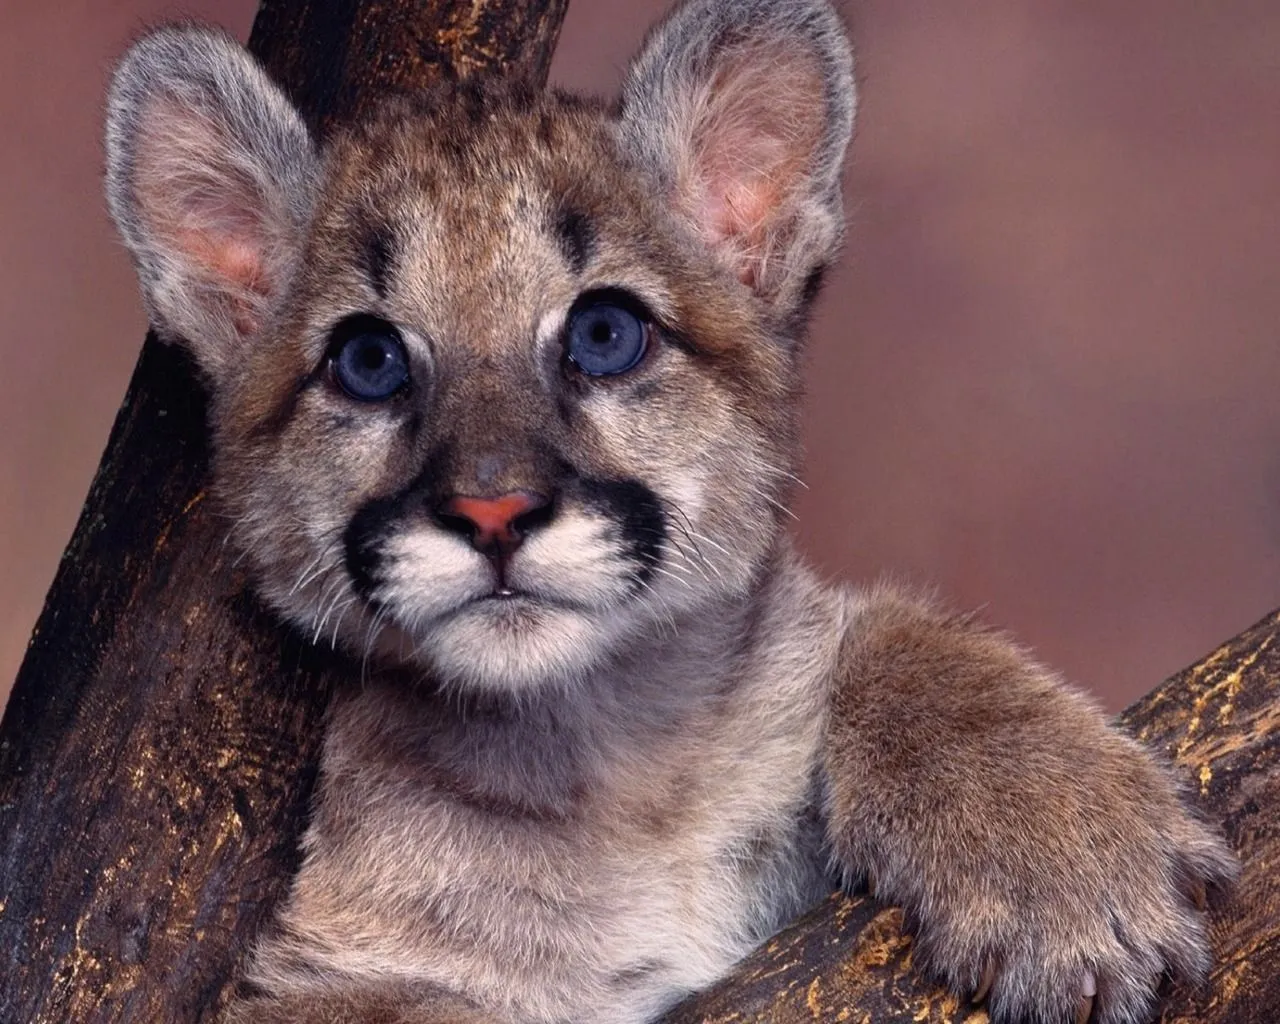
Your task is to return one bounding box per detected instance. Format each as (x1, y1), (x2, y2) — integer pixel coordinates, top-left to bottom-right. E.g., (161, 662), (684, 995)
(104, 28), (317, 382)
(619, 0), (854, 316)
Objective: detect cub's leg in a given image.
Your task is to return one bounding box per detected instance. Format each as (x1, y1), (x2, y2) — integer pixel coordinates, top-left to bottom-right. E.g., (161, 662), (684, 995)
(824, 584), (1236, 1024)
(223, 984), (502, 1024)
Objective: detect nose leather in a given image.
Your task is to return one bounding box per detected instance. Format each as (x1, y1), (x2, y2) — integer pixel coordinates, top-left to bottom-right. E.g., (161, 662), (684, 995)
(441, 491), (547, 554)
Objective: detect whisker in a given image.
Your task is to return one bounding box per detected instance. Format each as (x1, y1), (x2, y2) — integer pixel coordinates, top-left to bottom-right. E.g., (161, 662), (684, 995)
(752, 488), (799, 521)
(658, 499), (727, 584)
(328, 597), (358, 649)
(312, 581), (351, 646)
(648, 565), (695, 593)
(630, 575), (679, 640)
(291, 545), (340, 595)
(757, 461), (809, 490)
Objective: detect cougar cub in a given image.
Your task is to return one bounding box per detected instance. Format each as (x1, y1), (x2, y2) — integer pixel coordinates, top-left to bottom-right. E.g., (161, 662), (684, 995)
(104, 1), (1234, 1021)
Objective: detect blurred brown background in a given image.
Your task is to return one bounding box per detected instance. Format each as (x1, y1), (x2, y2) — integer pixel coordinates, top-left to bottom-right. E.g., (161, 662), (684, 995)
(1, 0), (1277, 712)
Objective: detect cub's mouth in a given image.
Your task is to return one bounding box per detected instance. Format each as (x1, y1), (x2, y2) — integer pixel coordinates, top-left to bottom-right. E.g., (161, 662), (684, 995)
(337, 473), (673, 690)
(457, 589), (593, 615)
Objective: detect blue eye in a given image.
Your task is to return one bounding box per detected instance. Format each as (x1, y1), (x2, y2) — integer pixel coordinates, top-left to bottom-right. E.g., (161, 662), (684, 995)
(330, 317), (409, 401)
(566, 298), (649, 376)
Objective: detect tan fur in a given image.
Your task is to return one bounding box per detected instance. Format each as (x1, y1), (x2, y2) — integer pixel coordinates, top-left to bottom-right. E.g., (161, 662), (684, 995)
(103, 3), (1235, 1023)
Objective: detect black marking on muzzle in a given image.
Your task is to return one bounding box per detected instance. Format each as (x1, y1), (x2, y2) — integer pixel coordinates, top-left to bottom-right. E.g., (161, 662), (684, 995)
(344, 494), (400, 604)
(342, 443), (457, 603)
(579, 477), (666, 587)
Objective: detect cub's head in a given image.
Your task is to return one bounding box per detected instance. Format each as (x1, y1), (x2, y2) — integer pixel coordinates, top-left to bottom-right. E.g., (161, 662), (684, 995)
(105, 0), (854, 694)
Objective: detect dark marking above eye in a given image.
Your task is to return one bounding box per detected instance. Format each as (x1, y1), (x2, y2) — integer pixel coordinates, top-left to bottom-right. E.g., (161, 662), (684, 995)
(555, 207), (595, 275)
(360, 221), (398, 298)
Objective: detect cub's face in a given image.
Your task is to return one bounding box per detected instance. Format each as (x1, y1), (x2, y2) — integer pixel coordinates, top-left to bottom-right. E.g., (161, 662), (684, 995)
(105, 1), (854, 693)
(220, 90), (801, 691)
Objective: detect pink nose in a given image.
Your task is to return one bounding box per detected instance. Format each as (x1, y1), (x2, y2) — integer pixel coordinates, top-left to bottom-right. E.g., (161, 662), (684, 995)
(437, 491), (550, 555)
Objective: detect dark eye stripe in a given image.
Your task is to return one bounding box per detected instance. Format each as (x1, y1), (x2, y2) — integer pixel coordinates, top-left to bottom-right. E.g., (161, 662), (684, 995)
(361, 224), (397, 298)
(555, 207), (595, 275)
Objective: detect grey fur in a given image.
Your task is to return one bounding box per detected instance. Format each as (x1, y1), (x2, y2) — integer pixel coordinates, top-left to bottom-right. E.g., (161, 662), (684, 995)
(619, 0), (855, 312)
(104, 27), (318, 379)
(101, 2), (1235, 1023)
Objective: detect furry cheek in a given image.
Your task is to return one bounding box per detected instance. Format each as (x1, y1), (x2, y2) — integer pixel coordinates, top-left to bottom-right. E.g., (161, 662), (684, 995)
(572, 383), (772, 607)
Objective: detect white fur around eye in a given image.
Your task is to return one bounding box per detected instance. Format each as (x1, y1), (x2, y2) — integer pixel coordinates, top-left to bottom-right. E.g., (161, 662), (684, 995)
(535, 308), (566, 347)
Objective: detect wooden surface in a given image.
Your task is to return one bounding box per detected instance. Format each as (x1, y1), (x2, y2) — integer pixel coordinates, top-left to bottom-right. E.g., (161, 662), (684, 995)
(660, 607), (1280, 1024)
(0, 2), (567, 1022)
(249, 0), (568, 131)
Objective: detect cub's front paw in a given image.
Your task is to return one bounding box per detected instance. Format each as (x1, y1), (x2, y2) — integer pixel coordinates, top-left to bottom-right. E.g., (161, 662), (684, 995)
(827, 589), (1238, 1023)
(893, 740), (1234, 1024)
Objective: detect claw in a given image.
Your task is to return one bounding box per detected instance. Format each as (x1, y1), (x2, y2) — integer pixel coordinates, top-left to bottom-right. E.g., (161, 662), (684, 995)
(1076, 972), (1097, 1024)
(972, 963), (996, 1005)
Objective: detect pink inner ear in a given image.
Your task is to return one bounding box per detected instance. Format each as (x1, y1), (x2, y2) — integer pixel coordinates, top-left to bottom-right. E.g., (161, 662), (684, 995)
(685, 43), (827, 287)
(174, 228), (271, 335)
(134, 98), (277, 336)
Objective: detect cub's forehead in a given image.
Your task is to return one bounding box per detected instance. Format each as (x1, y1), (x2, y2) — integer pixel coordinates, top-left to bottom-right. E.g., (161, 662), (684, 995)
(338, 86), (616, 184)
(315, 84), (634, 254)
(291, 84), (677, 356)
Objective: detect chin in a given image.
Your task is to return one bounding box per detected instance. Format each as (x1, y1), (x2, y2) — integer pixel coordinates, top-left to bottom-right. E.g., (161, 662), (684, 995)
(410, 596), (628, 696)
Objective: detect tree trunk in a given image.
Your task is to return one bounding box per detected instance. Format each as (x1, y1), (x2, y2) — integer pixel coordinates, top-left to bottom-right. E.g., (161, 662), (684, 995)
(0, 3), (566, 1022)
(1, 1), (1276, 1023)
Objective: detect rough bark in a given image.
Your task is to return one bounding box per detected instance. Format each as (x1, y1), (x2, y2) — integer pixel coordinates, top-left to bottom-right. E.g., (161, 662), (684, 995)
(660, 607), (1280, 1024)
(249, 0), (569, 132)
(0, 3), (567, 1022)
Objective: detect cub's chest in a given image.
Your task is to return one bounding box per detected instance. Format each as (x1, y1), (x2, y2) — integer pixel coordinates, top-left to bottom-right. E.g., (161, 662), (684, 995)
(289, 688), (831, 1023)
